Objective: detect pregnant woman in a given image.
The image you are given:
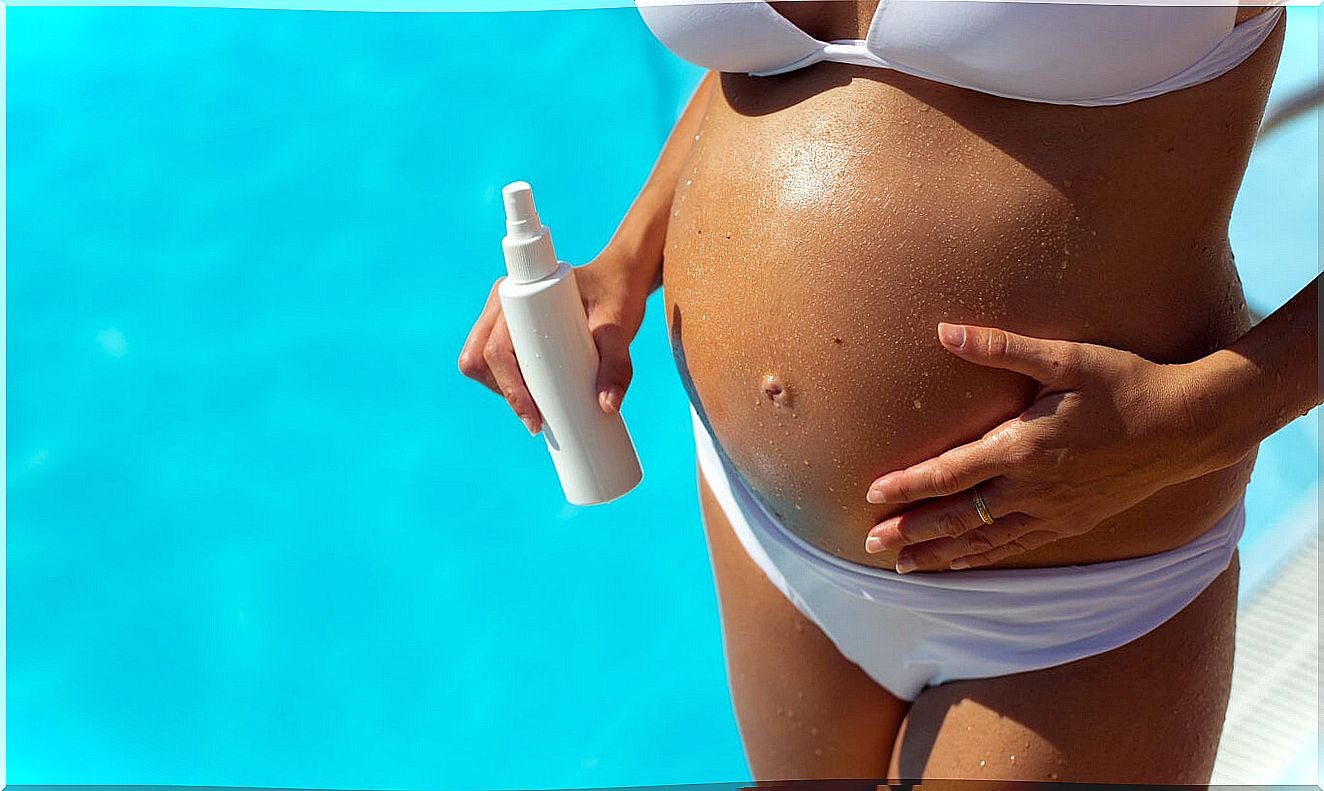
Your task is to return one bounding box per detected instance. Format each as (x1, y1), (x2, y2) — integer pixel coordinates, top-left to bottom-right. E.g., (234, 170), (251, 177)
(461, 0), (1320, 781)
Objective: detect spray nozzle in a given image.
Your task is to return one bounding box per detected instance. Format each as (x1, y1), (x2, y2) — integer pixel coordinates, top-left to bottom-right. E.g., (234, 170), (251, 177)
(502, 181), (543, 239)
(500, 180), (559, 284)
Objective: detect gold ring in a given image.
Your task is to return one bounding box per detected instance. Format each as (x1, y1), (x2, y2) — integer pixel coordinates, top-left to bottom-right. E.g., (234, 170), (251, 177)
(972, 486), (995, 526)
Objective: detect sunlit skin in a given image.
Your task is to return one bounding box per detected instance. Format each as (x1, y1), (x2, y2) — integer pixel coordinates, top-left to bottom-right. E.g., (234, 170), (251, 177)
(459, 2), (1316, 782)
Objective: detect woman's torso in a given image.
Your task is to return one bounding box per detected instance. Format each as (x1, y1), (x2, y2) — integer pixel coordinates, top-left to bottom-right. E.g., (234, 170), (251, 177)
(661, 2), (1283, 569)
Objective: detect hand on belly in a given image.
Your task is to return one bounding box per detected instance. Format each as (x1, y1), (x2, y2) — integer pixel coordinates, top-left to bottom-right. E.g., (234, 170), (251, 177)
(862, 322), (1258, 573)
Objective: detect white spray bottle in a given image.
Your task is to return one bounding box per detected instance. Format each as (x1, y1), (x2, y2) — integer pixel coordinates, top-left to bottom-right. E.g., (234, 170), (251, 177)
(497, 181), (644, 505)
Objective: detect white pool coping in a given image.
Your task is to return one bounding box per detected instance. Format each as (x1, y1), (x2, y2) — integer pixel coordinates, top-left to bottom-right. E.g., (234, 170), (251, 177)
(1211, 497), (1319, 784)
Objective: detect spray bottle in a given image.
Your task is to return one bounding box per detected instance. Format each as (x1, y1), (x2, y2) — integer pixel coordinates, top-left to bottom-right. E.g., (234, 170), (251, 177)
(497, 181), (644, 505)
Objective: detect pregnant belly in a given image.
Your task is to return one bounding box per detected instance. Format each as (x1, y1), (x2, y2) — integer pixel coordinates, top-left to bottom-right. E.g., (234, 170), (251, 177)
(661, 85), (1255, 568)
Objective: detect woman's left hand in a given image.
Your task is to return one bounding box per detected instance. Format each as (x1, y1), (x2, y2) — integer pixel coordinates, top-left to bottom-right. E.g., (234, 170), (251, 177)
(864, 322), (1248, 573)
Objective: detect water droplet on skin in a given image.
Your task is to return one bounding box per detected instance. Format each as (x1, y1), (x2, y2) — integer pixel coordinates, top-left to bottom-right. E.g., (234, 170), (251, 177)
(979, 760), (986, 767)
(913, 400), (922, 409)
(810, 726), (819, 736)
(814, 748), (823, 756)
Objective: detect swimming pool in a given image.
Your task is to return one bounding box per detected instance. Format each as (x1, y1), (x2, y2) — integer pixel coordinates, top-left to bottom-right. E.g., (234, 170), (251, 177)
(7, 5), (1318, 787)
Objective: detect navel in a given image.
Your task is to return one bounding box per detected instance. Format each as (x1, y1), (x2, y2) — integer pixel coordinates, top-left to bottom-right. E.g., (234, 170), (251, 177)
(761, 373), (793, 408)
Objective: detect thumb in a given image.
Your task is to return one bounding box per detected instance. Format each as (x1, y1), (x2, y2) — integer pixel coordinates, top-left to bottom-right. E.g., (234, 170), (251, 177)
(592, 321), (634, 414)
(937, 322), (1086, 387)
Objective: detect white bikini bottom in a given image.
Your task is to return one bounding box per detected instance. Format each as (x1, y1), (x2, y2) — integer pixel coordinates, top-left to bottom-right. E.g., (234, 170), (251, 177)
(692, 404), (1245, 701)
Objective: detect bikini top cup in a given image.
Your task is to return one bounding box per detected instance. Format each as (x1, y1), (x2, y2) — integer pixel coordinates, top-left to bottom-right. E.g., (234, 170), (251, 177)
(634, 0), (1285, 106)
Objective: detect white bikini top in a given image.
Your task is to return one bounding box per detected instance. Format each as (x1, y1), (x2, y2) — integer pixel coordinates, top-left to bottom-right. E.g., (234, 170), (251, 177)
(635, 0), (1284, 106)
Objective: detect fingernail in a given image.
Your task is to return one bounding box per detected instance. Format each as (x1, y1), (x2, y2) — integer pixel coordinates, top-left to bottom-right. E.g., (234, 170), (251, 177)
(939, 323), (966, 348)
(895, 557), (918, 574)
(864, 535), (883, 554)
(950, 559), (971, 570)
(599, 386), (623, 414)
(870, 520), (901, 549)
(522, 417), (539, 436)
(866, 484), (887, 504)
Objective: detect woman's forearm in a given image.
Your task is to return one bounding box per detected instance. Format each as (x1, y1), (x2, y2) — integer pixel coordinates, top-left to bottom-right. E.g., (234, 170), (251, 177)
(602, 70), (716, 295)
(1190, 274), (1321, 464)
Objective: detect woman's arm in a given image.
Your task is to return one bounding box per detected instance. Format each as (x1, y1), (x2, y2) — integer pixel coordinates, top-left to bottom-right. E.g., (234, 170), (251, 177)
(458, 71), (717, 431)
(598, 70), (717, 297)
(860, 275), (1321, 572)
(1189, 275), (1321, 468)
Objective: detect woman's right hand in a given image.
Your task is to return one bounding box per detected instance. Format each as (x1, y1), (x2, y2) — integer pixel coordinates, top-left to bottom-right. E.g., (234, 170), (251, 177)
(457, 250), (654, 435)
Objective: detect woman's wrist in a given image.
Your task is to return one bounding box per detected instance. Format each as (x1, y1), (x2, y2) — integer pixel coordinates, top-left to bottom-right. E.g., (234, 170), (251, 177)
(1175, 276), (1322, 474)
(593, 230), (663, 295)
(578, 240), (660, 327)
(1175, 350), (1265, 474)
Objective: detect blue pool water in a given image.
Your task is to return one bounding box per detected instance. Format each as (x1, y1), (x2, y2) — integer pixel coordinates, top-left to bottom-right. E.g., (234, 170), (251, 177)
(8, 6), (1319, 787)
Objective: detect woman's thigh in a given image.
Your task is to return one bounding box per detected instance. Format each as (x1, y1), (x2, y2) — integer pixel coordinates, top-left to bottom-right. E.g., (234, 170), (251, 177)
(889, 550), (1240, 782)
(698, 465), (911, 780)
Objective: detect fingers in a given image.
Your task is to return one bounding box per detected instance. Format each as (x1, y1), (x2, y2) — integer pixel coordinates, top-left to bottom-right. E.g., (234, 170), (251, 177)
(937, 322), (1090, 388)
(591, 320), (634, 415)
(865, 477), (1015, 554)
(459, 267), (644, 435)
(894, 514), (1052, 573)
(867, 417), (1023, 504)
(457, 280), (505, 394)
(947, 528), (1060, 571)
(457, 279), (543, 435)
(483, 318), (543, 435)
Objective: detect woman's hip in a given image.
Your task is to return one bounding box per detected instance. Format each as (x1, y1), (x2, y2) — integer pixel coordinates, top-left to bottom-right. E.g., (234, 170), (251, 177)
(691, 402), (1245, 702)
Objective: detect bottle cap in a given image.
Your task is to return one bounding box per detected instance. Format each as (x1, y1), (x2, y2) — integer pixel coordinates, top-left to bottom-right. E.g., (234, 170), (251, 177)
(501, 181), (558, 284)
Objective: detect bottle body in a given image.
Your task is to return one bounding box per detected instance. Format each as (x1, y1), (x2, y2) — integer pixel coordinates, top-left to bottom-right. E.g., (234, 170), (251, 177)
(498, 262), (643, 505)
